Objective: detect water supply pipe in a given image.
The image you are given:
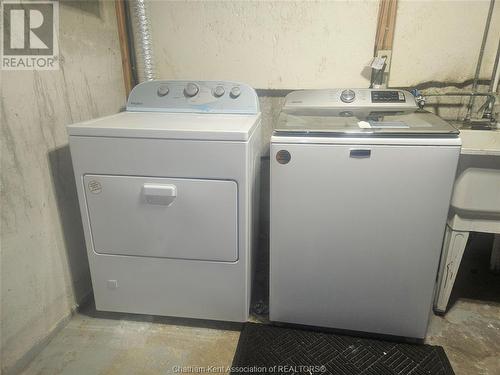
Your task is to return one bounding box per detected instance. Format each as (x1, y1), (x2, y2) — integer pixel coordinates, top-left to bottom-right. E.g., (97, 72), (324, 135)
(489, 38), (500, 94)
(466, 0), (496, 121)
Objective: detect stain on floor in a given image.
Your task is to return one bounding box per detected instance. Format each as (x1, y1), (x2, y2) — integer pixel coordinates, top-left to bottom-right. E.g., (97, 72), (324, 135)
(426, 233), (500, 375)
(21, 233), (500, 375)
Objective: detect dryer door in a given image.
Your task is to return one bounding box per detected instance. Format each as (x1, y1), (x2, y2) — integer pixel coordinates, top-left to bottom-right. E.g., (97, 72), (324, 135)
(83, 175), (238, 262)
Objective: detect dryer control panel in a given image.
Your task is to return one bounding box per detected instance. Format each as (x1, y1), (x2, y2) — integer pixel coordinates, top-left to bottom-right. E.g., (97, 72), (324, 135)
(127, 80), (260, 114)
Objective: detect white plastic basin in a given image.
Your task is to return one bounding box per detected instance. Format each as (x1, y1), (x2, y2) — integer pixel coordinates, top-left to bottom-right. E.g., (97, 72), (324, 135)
(450, 129), (500, 219)
(460, 128), (500, 156)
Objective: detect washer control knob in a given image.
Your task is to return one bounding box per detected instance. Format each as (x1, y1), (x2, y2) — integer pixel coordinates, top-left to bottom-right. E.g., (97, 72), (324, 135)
(230, 86), (241, 99)
(157, 85), (169, 97)
(213, 85), (225, 97)
(340, 89), (356, 103)
(184, 82), (199, 97)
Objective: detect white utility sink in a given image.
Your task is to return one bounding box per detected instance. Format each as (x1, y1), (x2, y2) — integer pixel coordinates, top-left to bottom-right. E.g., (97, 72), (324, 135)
(435, 128), (500, 314)
(460, 128), (500, 156)
(450, 129), (500, 226)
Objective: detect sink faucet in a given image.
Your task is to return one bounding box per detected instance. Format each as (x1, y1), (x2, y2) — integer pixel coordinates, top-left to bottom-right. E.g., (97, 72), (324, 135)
(415, 91), (497, 128)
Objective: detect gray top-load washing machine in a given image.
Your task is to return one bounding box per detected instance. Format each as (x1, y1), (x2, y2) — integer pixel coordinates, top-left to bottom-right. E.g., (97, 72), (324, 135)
(270, 88), (460, 339)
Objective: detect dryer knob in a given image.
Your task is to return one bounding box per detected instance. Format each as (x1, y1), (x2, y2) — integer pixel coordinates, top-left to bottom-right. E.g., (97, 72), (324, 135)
(340, 89), (356, 103)
(157, 85), (169, 97)
(213, 85), (225, 97)
(184, 82), (199, 97)
(230, 86), (241, 99)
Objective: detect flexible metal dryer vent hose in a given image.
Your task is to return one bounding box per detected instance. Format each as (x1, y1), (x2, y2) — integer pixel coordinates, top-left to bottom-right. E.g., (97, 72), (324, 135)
(129, 0), (155, 82)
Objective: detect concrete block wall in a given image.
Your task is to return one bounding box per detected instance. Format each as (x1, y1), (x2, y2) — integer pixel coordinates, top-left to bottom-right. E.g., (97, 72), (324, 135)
(149, 0), (500, 123)
(148, 1), (500, 88)
(1, 1), (125, 373)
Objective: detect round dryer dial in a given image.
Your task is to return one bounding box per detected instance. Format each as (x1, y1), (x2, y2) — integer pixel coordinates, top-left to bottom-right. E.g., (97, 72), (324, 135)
(157, 85), (169, 97)
(340, 89), (356, 103)
(184, 82), (199, 97)
(213, 85), (225, 97)
(230, 86), (241, 98)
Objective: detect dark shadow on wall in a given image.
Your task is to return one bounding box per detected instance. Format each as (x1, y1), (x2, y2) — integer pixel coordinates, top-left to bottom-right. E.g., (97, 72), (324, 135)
(449, 232), (500, 308)
(48, 145), (92, 305)
(251, 157), (270, 320)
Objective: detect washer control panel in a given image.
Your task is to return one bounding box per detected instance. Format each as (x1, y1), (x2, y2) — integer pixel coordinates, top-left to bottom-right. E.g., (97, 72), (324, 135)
(127, 80), (260, 114)
(371, 90), (406, 103)
(283, 88), (416, 111)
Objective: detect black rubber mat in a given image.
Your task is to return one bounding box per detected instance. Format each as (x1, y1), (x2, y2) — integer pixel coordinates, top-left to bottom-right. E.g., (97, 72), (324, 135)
(231, 323), (454, 375)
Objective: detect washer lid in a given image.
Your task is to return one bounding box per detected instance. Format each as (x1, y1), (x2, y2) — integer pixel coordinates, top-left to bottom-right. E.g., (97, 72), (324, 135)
(275, 88), (459, 138)
(275, 110), (459, 138)
(67, 111), (261, 141)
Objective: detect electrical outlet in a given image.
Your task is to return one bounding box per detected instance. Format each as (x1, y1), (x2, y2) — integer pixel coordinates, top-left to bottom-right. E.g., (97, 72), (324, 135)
(376, 49), (392, 71)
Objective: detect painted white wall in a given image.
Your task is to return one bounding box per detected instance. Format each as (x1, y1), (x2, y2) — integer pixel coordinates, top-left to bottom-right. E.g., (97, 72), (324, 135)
(150, 0), (500, 90)
(390, 0), (500, 86)
(149, 1), (379, 89)
(1, 1), (126, 373)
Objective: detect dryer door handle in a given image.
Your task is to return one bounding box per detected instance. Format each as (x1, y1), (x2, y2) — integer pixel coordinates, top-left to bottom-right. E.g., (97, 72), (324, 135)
(143, 183), (177, 206)
(350, 149), (371, 158)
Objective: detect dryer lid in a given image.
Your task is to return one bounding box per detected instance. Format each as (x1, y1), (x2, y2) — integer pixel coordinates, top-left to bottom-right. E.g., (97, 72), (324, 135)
(67, 111), (261, 141)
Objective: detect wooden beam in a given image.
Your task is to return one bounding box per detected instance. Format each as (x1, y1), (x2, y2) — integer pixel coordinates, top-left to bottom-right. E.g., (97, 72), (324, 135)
(374, 0), (398, 53)
(115, 0), (134, 95)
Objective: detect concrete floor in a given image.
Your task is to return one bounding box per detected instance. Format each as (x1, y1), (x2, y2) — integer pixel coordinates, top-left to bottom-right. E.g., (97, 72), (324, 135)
(21, 233), (500, 375)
